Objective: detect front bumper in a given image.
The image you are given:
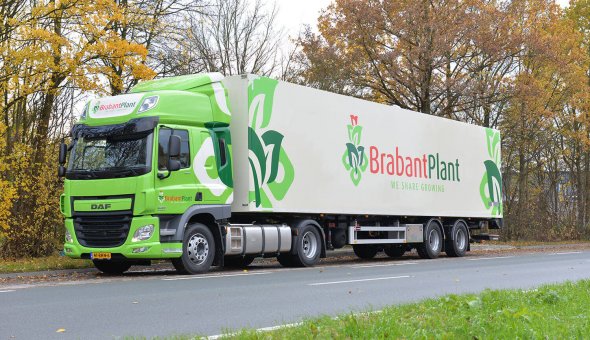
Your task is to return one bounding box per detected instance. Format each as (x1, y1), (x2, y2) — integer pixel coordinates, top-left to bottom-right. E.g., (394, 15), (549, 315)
(63, 216), (182, 259)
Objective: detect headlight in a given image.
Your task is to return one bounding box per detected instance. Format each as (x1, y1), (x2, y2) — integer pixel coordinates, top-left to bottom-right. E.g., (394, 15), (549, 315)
(65, 229), (73, 243)
(137, 96), (159, 113)
(132, 224), (154, 242)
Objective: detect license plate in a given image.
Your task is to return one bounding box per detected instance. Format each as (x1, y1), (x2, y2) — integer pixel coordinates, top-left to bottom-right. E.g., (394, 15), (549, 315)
(90, 252), (111, 260)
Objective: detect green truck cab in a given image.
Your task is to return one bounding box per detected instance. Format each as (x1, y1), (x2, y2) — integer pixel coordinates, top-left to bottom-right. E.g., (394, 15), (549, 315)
(60, 73), (238, 274)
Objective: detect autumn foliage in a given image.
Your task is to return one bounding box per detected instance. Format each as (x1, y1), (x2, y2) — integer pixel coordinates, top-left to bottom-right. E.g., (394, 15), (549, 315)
(0, 0), (155, 257)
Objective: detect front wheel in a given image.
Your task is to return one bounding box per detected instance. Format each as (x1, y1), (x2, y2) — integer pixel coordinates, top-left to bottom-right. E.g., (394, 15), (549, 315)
(172, 223), (216, 274)
(93, 260), (131, 275)
(417, 220), (443, 259)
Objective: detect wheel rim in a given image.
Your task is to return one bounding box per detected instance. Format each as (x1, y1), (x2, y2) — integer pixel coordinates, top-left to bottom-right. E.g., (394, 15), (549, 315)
(187, 233), (209, 265)
(455, 227), (466, 250)
(301, 231), (318, 259)
(428, 228), (440, 251)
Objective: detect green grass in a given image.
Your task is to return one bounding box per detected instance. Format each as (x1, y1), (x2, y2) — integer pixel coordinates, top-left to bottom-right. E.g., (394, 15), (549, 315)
(0, 254), (92, 274)
(217, 280), (590, 339)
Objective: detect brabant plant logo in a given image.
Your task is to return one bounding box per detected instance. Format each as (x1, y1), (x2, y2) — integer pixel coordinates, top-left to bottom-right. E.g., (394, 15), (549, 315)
(342, 115), (368, 186)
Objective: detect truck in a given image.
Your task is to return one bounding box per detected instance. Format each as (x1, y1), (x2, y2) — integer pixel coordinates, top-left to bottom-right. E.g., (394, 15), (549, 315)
(58, 73), (503, 274)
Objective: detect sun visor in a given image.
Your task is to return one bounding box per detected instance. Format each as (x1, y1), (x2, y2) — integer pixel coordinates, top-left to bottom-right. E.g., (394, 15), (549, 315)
(72, 117), (159, 139)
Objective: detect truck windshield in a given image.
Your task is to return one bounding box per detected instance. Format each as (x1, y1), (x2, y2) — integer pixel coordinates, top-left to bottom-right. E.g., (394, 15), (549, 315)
(66, 132), (153, 179)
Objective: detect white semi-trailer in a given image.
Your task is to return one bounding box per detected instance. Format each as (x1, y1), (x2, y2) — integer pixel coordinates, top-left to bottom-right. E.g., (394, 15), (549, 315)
(60, 73), (503, 274)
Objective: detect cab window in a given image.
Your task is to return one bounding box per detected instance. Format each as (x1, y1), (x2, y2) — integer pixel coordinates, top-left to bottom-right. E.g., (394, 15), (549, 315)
(158, 128), (190, 170)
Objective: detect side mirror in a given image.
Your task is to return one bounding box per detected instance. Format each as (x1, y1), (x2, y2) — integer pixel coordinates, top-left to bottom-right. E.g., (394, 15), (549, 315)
(58, 142), (68, 165)
(168, 135), (181, 158)
(158, 135), (182, 180)
(167, 159), (181, 172)
(58, 165), (66, 178)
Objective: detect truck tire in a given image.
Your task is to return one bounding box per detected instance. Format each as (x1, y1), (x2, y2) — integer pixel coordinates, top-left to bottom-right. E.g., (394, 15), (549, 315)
(224, 255), (255, 268)
(330, 228), (347, 249)
(384, 245), (406, 258)
(92, 260), (131, 275)
(417, 220), (443, 259)
(172, 223), (216, 274)
(353, 244), (379, 259)
(293, 224), (322, 266)
(278, 224), (322, 267)
(445, 221), (469, 257)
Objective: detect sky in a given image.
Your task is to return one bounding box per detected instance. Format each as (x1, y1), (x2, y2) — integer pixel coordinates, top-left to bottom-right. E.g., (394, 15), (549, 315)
(275, 0), (333, 37)
(276, 0), (572, 39)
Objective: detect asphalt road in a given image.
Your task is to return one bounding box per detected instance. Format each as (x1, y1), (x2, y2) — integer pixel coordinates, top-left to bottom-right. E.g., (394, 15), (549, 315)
(1, 251), (590, 339)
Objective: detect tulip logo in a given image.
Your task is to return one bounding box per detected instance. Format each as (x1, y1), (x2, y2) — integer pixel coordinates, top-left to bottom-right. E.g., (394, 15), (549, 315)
(342, 115), (368, 186)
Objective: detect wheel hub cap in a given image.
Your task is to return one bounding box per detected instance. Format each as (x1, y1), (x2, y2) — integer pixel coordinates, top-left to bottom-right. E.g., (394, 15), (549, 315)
(187, 233), (209, 265)
(302, 231), (318, 259)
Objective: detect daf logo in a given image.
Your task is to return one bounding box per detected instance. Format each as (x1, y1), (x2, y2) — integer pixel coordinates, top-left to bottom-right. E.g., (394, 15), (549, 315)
(91, 203), (111, 210)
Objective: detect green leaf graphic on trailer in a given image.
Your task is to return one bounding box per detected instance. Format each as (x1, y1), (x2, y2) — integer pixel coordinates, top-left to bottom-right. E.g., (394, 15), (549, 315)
(480, 128), (503, 216)
(248, 77), (294, 208)
(342, 115), (368, 186)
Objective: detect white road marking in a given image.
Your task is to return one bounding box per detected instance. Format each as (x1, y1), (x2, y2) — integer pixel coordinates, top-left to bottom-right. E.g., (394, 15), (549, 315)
(351, 262), (418, 268)
(308, 275), (410, 286)
(548, 251), (583, 255)
(0, 290), (15, 293)
(162, 271), (272, 281)
(467, 256), (514, 261)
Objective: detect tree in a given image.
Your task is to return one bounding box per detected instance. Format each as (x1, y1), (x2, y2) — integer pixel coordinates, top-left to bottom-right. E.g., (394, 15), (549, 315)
(300, 0), (484, 114)
(0, 0), (156, 257)
(160, 0), (284, 76)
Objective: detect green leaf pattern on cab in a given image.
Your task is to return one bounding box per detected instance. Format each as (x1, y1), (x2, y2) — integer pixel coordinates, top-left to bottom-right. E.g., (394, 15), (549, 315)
(248, 77), (294, 208)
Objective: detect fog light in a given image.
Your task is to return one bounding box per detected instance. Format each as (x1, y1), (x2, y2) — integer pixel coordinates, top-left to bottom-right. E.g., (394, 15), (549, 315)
(65, 229), (73, 243)
(132, 224), (154, 242)
(132, 247), (150, 253)
(65, 248), (72, 253)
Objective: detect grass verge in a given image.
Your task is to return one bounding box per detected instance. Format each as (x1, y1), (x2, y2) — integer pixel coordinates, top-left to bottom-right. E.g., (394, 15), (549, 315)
(220, 279), (590, 339)
(0, 254), (92, 274)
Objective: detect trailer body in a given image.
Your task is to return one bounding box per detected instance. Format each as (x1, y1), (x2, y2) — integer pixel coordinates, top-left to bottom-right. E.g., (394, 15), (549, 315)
(225, 75), (502, 218)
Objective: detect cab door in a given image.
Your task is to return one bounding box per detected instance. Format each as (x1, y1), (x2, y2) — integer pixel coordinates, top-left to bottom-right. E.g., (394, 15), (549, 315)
(154, 125), (197, 214)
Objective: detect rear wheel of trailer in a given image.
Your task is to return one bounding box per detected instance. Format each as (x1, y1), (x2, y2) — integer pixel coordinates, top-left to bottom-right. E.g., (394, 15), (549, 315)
(417, 220), (444, 259)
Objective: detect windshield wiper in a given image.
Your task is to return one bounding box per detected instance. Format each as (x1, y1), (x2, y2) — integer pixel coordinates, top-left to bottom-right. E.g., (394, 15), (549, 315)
(102, 166), (147, 177)
(68, 169), (99, 179)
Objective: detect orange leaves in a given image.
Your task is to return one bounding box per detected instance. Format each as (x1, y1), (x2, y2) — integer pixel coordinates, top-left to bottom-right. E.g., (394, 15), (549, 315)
(1, 0), (155, 97)
(0, 0), (159, 257)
